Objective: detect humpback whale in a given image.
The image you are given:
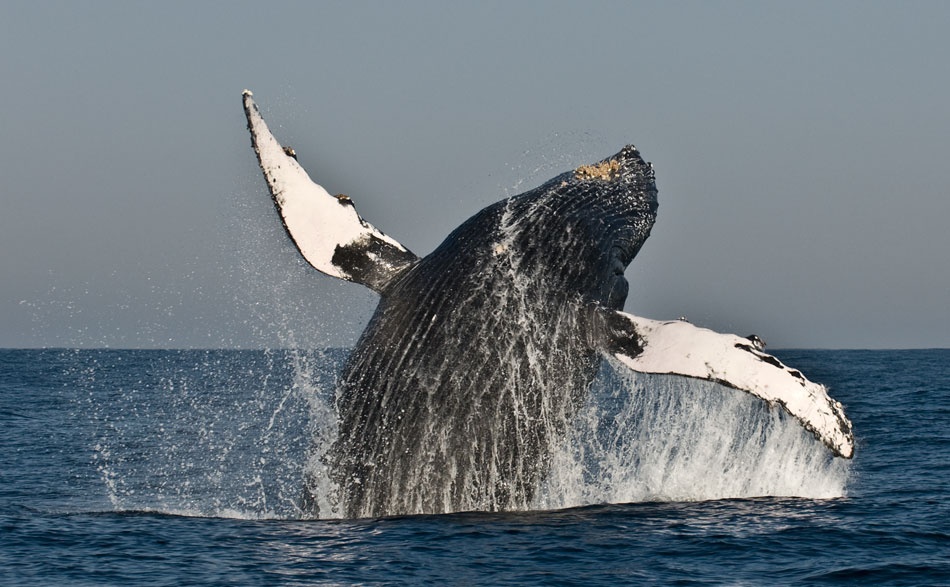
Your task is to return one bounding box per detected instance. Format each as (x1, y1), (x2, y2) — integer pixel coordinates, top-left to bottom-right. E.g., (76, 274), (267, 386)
(242, 91), (854, 518)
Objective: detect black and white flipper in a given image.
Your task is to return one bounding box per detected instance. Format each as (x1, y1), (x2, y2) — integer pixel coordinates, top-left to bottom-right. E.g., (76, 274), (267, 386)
(243, 90), (418, 293)
(601, 310), (854, 459)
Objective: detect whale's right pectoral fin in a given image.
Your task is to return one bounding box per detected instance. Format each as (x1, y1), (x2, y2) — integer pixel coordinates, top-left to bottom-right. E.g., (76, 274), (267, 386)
(243, 90), (419, 293)
(598, 309), (855, 459)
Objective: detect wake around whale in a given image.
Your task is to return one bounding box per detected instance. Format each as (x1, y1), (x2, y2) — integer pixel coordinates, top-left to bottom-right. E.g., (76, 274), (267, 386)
(242, 91), (854, 518)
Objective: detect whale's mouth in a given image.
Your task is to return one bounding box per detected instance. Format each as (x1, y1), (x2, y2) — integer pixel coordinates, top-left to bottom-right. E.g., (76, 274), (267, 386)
(603, 247), (630, 308)
(610, 255), (625, 277)
(610, 234), (638, 268)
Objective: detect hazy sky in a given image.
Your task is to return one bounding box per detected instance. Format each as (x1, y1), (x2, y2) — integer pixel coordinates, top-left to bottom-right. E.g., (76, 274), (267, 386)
(2, 1), (948, 349)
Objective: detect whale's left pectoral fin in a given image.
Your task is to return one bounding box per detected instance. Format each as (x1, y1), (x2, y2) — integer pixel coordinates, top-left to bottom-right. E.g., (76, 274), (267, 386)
(243, 90), (418, 293)
(599, 310), (855, 459)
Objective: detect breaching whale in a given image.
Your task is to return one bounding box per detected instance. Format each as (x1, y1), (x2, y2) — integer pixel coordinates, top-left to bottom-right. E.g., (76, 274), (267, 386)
(242, 91), (854, 518)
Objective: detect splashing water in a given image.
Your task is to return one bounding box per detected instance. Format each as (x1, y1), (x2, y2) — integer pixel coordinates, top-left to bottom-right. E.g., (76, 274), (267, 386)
(84, 349), (342, 520)
(85, 347), (848, 521)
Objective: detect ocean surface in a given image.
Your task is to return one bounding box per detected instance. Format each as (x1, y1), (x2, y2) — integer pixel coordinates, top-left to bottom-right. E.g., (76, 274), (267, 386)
(1, 348), (947, 585)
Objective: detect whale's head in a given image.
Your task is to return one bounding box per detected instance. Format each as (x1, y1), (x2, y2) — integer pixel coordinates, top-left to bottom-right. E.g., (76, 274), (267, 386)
(412, 145), (657, 322)
(500, 145), (659, 310)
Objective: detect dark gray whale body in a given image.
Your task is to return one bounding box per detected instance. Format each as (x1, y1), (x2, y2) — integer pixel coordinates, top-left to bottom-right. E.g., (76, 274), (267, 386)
(242, 91), (854, 519)
(331, 148), (657, 517)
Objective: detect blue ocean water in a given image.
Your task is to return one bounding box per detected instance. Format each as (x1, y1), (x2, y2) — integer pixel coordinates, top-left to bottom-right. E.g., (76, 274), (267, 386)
(1, 348), (947, 585)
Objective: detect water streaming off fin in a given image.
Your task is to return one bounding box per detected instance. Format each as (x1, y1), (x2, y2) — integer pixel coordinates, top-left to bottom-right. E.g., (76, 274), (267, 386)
(539, 358), (850, 510)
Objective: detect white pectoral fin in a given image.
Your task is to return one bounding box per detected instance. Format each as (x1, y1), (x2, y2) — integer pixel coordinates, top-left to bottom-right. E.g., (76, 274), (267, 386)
(605, 311), (854, 459)
(242, 90), (418, 292)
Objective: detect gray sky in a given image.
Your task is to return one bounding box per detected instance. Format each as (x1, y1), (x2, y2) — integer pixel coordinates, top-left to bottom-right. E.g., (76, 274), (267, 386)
(2, 1), (948, 349)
